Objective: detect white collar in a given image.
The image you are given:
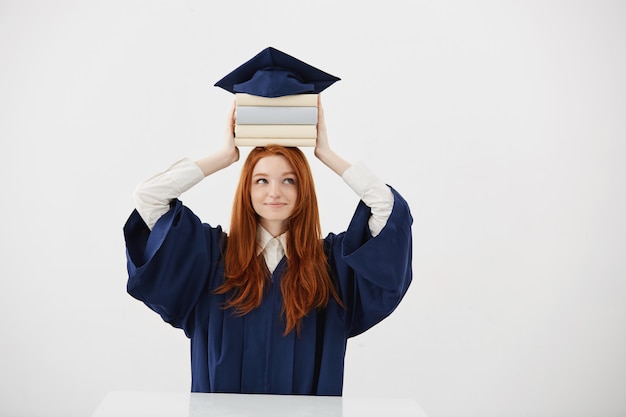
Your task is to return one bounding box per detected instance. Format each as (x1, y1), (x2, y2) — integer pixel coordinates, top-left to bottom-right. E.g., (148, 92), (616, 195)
(256, 224), (288, 257)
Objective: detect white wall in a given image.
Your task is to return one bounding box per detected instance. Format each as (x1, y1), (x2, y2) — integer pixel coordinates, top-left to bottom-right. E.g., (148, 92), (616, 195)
(1, 1), (625, 416)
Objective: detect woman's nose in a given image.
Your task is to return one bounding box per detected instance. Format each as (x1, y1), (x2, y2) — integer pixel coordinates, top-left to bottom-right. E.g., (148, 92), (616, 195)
(268, 182), (280, 196)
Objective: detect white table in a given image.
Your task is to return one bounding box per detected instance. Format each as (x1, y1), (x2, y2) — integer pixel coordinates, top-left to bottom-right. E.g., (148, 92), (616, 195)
(91, 391), (429, 417)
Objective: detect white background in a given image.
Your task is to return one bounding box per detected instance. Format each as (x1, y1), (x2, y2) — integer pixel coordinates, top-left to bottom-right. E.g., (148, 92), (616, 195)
(1, 1), (625, 416)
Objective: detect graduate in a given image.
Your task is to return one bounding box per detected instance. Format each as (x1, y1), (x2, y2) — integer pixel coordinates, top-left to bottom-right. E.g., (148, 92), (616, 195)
(123, 47), (413, 395)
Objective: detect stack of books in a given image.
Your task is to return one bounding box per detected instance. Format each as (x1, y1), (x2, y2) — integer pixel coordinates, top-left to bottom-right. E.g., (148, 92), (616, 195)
(234, 93), (318, 147)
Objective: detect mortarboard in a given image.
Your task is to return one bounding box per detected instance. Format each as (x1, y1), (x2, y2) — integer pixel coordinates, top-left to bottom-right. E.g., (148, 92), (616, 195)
(214, 47), (340, 98)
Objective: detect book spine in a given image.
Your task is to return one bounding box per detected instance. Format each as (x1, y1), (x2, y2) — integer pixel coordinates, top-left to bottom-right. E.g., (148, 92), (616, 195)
(235, 93), (318, 106)
(234, 138), (316, 147)
(235, 124), (317, 138)
(236, 106), (318, 125)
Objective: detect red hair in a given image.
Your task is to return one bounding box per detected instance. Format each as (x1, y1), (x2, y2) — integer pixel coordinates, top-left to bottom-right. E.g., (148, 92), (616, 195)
(214, 145), (342, 334)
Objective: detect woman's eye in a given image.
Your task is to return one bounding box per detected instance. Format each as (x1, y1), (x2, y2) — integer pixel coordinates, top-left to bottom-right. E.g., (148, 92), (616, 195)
(256, 178), (268, 184)
(283, 178), (295, 185)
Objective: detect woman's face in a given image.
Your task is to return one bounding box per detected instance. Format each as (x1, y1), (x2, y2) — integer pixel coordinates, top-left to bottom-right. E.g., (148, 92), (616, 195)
(250, 155), (298, 236)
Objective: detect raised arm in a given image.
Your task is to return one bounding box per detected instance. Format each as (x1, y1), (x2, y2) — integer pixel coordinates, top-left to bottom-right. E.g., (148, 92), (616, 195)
(313, 96), (394, 237)
(195, 100), (240, 176)
(313, 96), (351, 177)
(133, 101), (240, 229)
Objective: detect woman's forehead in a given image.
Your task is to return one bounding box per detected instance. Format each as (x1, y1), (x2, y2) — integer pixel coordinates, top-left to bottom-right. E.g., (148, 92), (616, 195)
(252, 154), (294, 174)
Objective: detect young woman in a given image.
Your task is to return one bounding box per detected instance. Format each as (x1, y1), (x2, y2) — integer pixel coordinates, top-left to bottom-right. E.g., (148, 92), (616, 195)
(123, 99), (413, 395)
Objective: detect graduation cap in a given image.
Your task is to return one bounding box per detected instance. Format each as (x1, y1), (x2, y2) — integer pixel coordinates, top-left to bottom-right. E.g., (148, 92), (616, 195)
(214, 47), (340, 98)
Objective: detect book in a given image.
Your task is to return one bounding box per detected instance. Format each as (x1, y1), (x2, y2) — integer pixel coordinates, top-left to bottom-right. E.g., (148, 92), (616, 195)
(236, 106), (318, 125)
(233, 93), (319, 147)
(235, 124), (317, 138)
(234, 138), (316, 147)
(235, 93), (318, 107)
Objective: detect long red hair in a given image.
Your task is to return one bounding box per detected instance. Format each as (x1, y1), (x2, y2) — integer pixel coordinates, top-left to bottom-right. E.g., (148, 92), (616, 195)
(214, 145), (342, 334)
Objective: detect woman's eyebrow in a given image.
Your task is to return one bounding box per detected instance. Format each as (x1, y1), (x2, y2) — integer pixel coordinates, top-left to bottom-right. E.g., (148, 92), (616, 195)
(252, 171), (296, 177)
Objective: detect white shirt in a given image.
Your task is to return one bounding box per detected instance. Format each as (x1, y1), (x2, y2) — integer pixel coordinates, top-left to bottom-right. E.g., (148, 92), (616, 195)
(256, 224), (287, 273)
(133, 158), (394, 273)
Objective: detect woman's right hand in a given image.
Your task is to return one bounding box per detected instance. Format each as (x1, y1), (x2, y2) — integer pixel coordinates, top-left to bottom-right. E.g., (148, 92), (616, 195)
(222, 99), (239, 165)
(195, 101), (239, 177)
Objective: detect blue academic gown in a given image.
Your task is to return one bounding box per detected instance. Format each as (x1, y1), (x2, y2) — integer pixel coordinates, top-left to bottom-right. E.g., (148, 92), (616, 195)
(123, 188), (413, 396)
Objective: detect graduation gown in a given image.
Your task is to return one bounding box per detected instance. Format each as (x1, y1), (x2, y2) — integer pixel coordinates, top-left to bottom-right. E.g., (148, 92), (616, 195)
(123, 188), (413, 396)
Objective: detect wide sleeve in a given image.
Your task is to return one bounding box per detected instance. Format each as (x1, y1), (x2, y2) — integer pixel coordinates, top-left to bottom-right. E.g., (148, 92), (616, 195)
(123, 199), (225, 336)
(325, 187), (413, 338)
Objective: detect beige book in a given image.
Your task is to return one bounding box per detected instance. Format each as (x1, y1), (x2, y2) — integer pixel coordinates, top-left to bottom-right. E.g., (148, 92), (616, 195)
(234, 138), (316, 147)
(235, 124), (317, 138)
(235, 93), (318, 107)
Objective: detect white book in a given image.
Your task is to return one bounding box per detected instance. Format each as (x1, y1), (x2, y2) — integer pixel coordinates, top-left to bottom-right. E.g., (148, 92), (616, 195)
(236, 106), (318, 125)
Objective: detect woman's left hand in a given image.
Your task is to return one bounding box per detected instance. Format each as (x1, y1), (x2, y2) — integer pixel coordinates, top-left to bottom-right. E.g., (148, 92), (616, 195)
(314, 95), (330, 158)
(314, 95), (351, 176)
